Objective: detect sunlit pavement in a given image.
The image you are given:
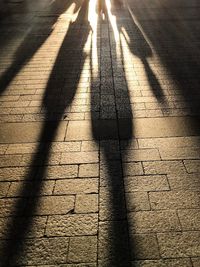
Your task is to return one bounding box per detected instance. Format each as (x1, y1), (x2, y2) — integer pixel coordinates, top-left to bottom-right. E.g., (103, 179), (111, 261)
(0, 0), (200, 266)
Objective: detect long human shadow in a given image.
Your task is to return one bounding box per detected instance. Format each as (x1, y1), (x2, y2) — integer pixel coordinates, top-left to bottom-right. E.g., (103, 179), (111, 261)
(90, 2), (133, 266)
(90, 0), (167, 265)
(0, 0), (81, 95)
(112, 0), (166, 104)
(127, 0), (200, 124)
(0, 1), (90, 266)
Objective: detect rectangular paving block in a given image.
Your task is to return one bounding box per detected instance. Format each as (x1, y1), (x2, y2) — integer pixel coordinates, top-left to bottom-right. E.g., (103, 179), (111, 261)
(0, 144), (8, 154)
(0, 198), (26, 217)
(123, 162), (144, 176)
(0, 182), (10, 198)
(75, 194), (98, 213)
(159, 147), (200, 160)
(7, 180), (55, 197)
(5, 143), (39, 154)
(157, 232), (200, 258)
(184, 159), (200, 173)
(78, 163), (99, 177)
(54, 178), (98, 195)
(128, 210), (181, 233)
(0, 216), (47, 239)
(122, 148), (161, 161)
(0, 167), (30, 182)
(2, 237), (70, 266)
(48, 141), (81, 153)
(60, 151), (98, 164)
(59, 264), (97, 267)
(46, 214), (98, 237)
(124, 175), (169, 192)
(5, 142), (81, 155)
(132, 259), (192, 267)
(178, 209), (200, 231)
(0, 154), (22, 167)
(149, 191), (200, 210)
(138, 136), (200, 149)
(68, 236), (97, 263)
(119, 117), (200, 139)
(167, 173), (200, 191)
(31, 195), (75, 215)
(81, 140), (99, 151)
(37, 165), (78, 179)
(126, 192), (150, 212)
(143, 160), (186, 175)
(0, 122), (67, 143)
(130, 233), (160, 260)
(65, 120), (118, 141)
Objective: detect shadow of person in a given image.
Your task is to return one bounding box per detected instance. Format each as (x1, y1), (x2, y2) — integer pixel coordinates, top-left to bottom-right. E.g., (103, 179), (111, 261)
(126, 0), (200, 122)
(90, 2), (133, 265)
(0, 0), (81, 95)
(0, 1), (91, 266)
(111, 0), (166, 103)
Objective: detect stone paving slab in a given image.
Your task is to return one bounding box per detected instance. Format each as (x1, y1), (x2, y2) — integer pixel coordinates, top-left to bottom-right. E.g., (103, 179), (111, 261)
(119, 117), (200, 138)
(0, 122), (67, 143)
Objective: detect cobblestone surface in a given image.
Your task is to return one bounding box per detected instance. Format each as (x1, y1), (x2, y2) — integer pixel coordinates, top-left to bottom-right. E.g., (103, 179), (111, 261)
(0, 0), (200, 266)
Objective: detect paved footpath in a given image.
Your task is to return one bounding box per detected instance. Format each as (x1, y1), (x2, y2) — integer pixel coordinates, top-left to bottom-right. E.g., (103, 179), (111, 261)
(0, 0), (200, 266)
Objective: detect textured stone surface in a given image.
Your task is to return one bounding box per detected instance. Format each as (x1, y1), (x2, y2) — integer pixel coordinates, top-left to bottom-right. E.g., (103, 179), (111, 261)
(75, 194), (98, 213)
(158, 232), (200, 258)
(178, 209), (200, 230)
(60, 152), (98, 164)
(23, 264), (97, 267)
(0, 183), (10, 198)
(32, 195), (75, 215)
(123, 162), (144, 176)
(119, 117), (200, 138)
(2, 237), (69, 265)
(143, 161), (186, 175)
(68, 236), (97, 263)
(184, 160), (200, 173)
(192, 258), (200, 267)
(0, 167), (32, 181)
(99, 187), (126, 221)
(167, 173), (200, 191)
(0, 198), (26, 217)
(128, 210), (181, 233)
(124, 175), (169, 192)
(138, 136), (200, 149)
(130, 234), (160, 260)
(79, 164), (99, 177)
(54, 179), (98, 195)
(0, 216), (47, 238)
(7, 180), (55, 197)
(159, 147), (200, 160)
(46, 214), (98, 237)
(122, 148), (160, 161)
(149, 191), (200, 210)
(0, 122), (67, 143)
(98, 221), (131, 266)
(38, 165), (78, 179)
(126, 192), (150, 212)
(132, 259), (192, 267)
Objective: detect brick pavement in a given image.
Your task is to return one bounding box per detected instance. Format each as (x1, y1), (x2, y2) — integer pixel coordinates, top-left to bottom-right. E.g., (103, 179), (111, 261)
(0, 0), (200, 266)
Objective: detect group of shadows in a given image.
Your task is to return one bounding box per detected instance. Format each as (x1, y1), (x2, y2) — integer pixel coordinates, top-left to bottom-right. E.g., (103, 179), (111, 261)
(0, 0), (200, 266)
